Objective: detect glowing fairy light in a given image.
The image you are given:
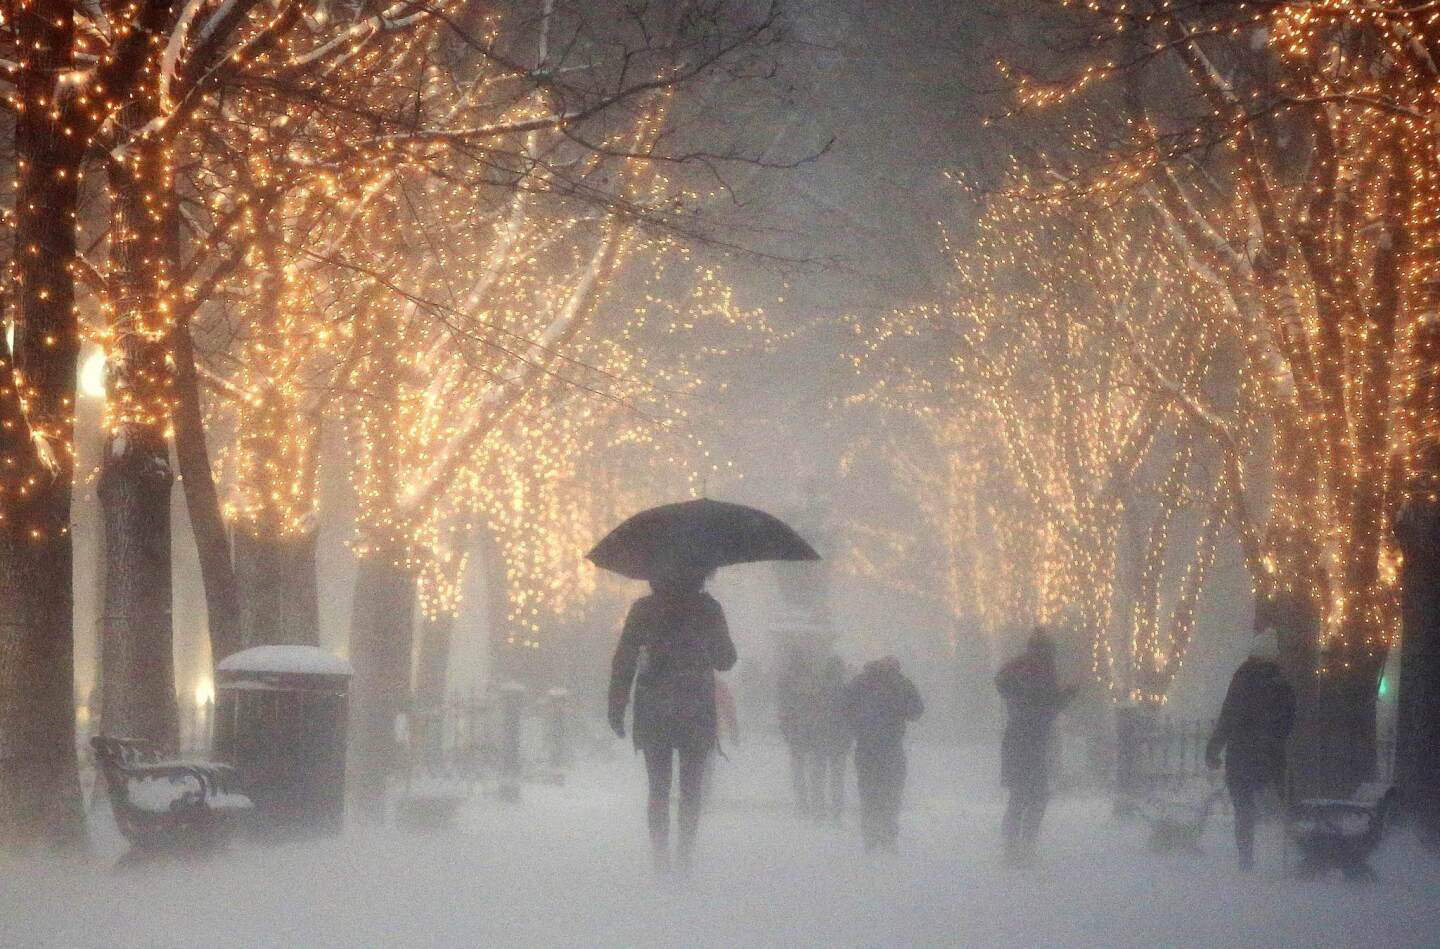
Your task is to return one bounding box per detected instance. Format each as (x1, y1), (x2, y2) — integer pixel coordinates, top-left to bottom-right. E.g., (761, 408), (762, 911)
(79, 350), (106, 399)
(850, 182), (1253, 701)
(938, 0), (1440, 691)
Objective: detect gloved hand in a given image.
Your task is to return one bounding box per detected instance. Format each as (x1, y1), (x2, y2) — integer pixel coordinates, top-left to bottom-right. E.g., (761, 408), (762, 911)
(609, 709), (625, 739)
(1205, 743), (1221, 770)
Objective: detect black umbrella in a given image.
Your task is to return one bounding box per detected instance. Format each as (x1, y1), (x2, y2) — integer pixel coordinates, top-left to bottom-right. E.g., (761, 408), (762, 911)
(587, 498), (820, 581)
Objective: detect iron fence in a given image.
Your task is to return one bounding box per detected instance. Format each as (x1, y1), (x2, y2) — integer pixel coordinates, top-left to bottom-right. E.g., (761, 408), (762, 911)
(1115, 710), (1399, 813)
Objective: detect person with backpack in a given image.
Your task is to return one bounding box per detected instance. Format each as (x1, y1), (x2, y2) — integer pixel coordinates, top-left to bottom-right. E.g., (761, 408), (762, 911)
(1206, 632), (1295, 872)
(843, 656), (924, 851)
(609, 570), (737, 879)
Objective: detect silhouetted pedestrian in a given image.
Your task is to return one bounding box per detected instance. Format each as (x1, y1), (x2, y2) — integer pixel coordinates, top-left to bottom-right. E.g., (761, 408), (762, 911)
(609, 571), (737, 879)
(844, 656), (923, 851)
(1206, 632), (1295, 872)
(996, 628), (1077, 865)
(814, 654), (851, 822)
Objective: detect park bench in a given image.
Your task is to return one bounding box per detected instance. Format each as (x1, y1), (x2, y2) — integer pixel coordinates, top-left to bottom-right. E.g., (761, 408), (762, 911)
(91, 736), (254, 864)
(1141, 783), (1226, 854)
(1288, 783), (1399, 882)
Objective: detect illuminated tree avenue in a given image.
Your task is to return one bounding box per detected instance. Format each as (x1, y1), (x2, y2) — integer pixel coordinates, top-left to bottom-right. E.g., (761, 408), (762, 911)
(0, 0), (780, 846)
(839, 0), (1440, 793)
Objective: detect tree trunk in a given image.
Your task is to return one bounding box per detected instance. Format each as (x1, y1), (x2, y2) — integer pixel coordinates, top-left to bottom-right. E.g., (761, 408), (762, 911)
(235, 528), (320, 648)
(415, 612), (453, 711)
(1310, 659), (1383, 796)
(1261, 589), (1320, 794)
(96, 429), (179, 750)
(0, 0), (86, 850)
(477, 526), (520, 682)
(0, 532), (85, 850)
(1269, 589), (1382, 798)
(96, 112), (180, 751)
(1396, 499), (1440, 844)
(172, 320), (243, 664)
(348, 549), (416, 821)
(413, 611), (454, 770)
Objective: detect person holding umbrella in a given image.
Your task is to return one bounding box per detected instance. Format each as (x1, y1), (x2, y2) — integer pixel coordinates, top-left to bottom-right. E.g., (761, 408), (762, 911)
(608, 569), (735, 879)
(592, 498), (819, 879)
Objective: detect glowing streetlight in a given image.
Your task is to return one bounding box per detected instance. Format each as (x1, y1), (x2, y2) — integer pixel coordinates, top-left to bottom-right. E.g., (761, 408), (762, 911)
(79, 350), (106, 399)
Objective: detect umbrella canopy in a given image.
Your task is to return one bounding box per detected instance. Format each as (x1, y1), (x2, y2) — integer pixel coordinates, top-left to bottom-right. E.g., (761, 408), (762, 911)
(587, 498), (820, 581)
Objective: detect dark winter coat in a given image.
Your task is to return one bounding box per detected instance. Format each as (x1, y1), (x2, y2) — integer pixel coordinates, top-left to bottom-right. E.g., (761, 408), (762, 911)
(996, 654), (1074, 790)
(843, 660), (923, 758)
(609, 590), (737, 751)
(778, 653), (850, 754)
(1206, 658), (1295, 791)
(815, 657), (852, 756)
(776, 655), (817, 747)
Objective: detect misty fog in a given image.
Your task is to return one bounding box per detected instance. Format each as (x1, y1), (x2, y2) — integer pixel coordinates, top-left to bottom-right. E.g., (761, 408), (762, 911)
(1, 0), (1437, 947)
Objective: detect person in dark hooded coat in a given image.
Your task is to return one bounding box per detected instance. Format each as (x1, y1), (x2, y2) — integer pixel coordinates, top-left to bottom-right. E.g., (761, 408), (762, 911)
(778, 646), (850, 821)
(777, 643), (825, 818)
(844, 656), (923, 851)
(814, 654), (852, 822)
(996, 628), (1077, 865)
(1205, 634), (1295, 872)
(609, 572), (737, 877)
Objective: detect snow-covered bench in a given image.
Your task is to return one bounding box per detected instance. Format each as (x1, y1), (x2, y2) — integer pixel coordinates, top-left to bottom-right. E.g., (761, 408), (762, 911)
(91, 736), (253, 864)
(1288, 783), (1399, 882)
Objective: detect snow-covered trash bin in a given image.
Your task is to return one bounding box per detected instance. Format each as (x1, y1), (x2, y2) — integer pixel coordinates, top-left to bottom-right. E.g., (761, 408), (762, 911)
(214, 645), (353, 839)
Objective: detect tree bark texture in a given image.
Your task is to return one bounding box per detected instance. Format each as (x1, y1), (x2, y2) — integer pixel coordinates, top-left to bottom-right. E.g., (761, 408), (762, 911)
(96, 113), (181, 751)
(1396, 500), (1440, 845)
(0, 0), (86, 850)
(348, 550), (416, 821)
(97, 428), (179, 750)
(172, 320), (243, 664)
(235, 527), (320, 648)
(413, 611), (453, 769)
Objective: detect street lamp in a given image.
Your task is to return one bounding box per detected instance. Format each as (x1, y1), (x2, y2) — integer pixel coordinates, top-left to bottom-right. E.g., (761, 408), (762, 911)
(79, 349), (106, 399)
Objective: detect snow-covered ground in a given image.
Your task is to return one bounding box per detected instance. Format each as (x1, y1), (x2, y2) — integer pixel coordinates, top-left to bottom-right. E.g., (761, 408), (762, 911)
(5, 741), (1438, 948)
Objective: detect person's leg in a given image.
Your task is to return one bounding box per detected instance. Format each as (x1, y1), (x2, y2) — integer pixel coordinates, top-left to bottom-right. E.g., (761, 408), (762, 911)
(1020, 782), (1049, 857)
(881, 749), (906, 851)
(1230, 782), (1257, 872)
(676, 744), (708, 877)
(1002, 787), (1024, 863)
(855, 748), (879, 850)
(828, 751), (847, 821)
(790, 744), (810, 818)
(806, 749), (828, 820)
(643, 744), (674, 875)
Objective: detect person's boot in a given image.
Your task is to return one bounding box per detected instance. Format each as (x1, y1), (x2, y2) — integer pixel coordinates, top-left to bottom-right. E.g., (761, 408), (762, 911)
(1002, 830), (1023, 867)
(1235, 817), (1256, 873)
(676, 834), (695, 881)
(676, 793), (700, 880)
(648, 800), (671, 877)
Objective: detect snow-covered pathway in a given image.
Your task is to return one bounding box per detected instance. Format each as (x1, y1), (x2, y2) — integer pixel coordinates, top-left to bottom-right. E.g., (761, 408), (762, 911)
(4, 741), (1437, 948)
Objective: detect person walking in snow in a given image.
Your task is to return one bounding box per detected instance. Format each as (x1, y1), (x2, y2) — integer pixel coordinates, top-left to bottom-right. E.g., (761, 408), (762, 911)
(1206, 632), (1295, 872)
(814, 653), (851, 823)
(609, 570), (737, 879)
(996, 628), (1077, 865)
(778, 643), (825, 819)
(844, 656), (924, 851)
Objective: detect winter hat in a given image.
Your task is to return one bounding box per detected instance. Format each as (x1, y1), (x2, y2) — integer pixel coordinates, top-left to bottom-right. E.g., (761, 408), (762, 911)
(1027, 627), (1057, 657)
(1249, 628), (1281, 661)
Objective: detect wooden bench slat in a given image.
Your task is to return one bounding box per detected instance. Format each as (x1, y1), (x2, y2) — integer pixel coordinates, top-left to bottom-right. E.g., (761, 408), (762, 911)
(91, 736), (253, 860)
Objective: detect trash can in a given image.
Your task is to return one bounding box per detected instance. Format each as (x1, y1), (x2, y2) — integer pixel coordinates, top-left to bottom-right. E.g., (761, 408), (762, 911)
(214, 645), (353, 838)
